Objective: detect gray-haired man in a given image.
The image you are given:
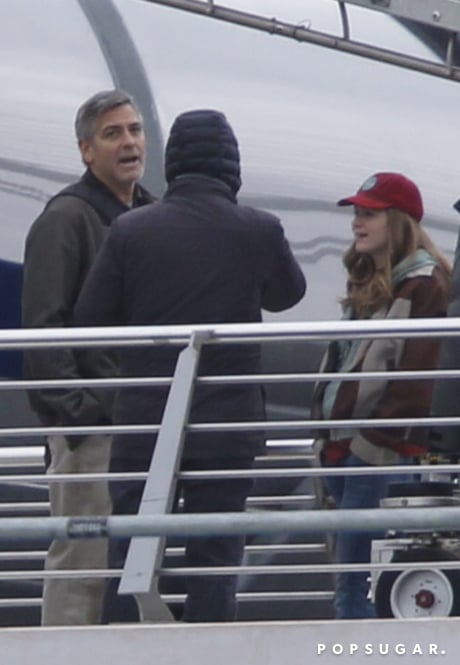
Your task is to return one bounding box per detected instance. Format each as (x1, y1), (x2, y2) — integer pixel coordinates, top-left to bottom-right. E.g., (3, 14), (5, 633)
(22, 90), (155, 625)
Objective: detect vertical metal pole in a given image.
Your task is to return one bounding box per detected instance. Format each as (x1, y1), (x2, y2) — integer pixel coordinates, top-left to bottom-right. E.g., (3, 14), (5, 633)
(118, 330), (212, 620)
(338, 1), (350, 40)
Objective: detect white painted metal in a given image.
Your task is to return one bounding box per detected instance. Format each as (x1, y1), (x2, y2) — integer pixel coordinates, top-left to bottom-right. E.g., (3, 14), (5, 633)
(1, 506), (460, 541)
(1, 319), (460, 623)
(344, 0), (460, 31)
(390, 568), (454, 617)
(0, 317), (460, 348)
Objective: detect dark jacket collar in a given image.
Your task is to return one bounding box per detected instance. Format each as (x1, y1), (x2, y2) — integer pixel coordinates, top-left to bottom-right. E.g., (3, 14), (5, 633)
(164, 174), (237, 203)
(50, 169), (155, 225)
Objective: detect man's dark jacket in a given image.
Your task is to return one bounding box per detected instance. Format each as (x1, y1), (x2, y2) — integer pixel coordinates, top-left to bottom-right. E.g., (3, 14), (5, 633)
(22, 169), (154, 436)
(74, 174), (306, 464)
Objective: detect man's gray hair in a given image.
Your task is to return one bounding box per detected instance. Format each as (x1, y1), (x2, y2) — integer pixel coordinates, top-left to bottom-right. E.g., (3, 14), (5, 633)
(75, 89), (142, 142)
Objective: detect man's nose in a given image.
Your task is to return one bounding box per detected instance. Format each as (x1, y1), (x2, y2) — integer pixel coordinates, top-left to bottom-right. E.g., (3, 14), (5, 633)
(121, 128), (136, 145)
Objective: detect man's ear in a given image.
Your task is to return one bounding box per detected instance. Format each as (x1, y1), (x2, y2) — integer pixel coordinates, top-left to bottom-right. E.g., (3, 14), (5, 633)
(79, 139), (92, 166)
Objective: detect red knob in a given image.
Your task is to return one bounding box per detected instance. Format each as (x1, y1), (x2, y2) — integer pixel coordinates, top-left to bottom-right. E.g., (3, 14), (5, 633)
(414, 590), (435, 609)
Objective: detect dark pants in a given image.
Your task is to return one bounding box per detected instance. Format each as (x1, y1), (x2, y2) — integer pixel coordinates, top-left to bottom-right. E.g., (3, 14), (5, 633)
(102, 455), (254, 623)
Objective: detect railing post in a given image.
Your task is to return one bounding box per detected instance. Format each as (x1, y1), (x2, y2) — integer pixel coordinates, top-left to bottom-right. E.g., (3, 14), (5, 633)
(118, 329), (212, 621)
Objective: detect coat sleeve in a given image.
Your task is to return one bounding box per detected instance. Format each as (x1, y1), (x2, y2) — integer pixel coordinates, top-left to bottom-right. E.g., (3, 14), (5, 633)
(357, 272), (449, 454)
(74, 221), (125, 328)
(22, 201), (112, 429)
(261, 217), (306, 312)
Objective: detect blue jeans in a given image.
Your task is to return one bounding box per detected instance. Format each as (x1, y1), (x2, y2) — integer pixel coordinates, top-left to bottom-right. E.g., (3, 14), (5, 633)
(323, 453), (411, 619)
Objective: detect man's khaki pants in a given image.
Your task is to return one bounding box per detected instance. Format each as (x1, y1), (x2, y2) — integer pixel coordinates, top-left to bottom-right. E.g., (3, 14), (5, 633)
(41, 434), (112, 626)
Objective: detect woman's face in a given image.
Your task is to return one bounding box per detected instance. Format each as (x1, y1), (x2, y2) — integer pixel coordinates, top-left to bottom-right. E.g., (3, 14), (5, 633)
(352, 206), (389, 267)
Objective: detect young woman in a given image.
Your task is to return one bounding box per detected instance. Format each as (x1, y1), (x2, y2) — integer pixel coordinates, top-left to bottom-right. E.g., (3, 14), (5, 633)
(312, 172), (451, 619)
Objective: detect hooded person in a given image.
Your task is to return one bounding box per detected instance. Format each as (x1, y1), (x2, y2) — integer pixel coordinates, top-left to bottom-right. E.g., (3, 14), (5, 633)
(311, 171), (451, 620)
(74, 108), (306, 623)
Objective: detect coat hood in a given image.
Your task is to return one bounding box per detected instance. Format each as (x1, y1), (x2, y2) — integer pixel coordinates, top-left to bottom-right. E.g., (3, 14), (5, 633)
(164, 109), (241, 194)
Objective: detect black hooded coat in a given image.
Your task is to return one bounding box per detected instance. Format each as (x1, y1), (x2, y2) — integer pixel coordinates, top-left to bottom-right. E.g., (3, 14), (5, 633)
(74, 110), (306, 465)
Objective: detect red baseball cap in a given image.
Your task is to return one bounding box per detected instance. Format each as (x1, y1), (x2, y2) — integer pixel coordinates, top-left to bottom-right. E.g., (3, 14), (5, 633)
(337, 172), (424, 222)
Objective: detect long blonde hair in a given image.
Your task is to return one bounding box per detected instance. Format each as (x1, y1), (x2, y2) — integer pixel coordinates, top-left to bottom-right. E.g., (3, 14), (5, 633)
(342, 208), (451, 318)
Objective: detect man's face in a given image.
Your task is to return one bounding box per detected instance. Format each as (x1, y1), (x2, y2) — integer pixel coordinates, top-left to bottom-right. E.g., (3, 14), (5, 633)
(79, 103), (145, 198)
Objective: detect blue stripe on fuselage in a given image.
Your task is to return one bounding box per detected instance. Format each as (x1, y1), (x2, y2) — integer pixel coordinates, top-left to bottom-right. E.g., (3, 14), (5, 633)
(0, 259), (22, 378)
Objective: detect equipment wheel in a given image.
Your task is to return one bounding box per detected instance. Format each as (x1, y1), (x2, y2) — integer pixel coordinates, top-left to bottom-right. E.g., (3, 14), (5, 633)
(375, 547), (460, 618)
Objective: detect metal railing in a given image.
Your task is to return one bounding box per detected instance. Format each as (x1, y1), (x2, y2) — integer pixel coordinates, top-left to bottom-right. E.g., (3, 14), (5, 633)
(1, 318), (460, 623)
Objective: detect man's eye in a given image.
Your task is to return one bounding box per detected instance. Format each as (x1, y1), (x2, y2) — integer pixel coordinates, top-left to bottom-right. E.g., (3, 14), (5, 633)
(104, 128), (119, 139)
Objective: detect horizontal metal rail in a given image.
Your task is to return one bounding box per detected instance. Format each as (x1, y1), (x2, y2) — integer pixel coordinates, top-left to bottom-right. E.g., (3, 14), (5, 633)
(3, 559), (460, 581)
(160, 560), (460, 576)
(0, 473), (148, 484)
(0, 591), (334, 608)
(2, 414), (460, 440)
(178, 464), (460, 479)
(233, 543), (328, 556)
(0, 551), (46, 561)
(0, 440), (313, 469)
(0, 503), (49, 514)
(0, 599), (42, 609)
(0, 463), (457, 485)
(0, 507), (459, 542)
(233, 591), (333, 603)
(0, 543), (328, 562)
(187, 416), (460, 431)
(0, 463), (458, 485)
(7, 317), (460, 350)
(4, 367), (460, 391)
(247, 495), (315, 507)
(0, 496), (314, 512)
(0, 447), (45, 467)
(256, 456), (315, 464)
